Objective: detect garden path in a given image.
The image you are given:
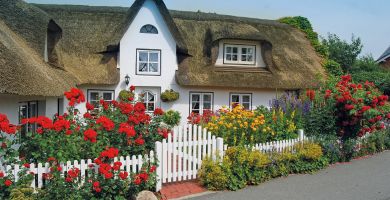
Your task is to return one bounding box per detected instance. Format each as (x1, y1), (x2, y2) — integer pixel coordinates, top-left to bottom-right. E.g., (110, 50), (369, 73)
(189, 151), (390, 200)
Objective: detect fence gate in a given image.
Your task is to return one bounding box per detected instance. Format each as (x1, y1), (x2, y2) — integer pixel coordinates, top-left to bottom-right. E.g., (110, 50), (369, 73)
(155, 124), (223, 191)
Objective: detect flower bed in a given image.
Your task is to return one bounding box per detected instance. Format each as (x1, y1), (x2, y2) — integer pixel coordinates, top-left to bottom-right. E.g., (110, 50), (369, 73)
(0, 86), (177, 199)
(188, 105), (298, 146)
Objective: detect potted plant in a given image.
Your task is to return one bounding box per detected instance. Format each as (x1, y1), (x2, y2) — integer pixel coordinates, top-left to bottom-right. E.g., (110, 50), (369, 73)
(161, 89), (179, 102)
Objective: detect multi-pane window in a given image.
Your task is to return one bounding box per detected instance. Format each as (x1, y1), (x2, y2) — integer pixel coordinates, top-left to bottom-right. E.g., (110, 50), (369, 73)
(137, 50), (161, 75)
(88, 90), (114, 107)
(190, 93), (213, 114)
(142, 91), (156, 112)
(224, 44), (255, 65)
(230, 93), (252, 110)
(140, 24), (158, 34)
(19, 101), (38, 138)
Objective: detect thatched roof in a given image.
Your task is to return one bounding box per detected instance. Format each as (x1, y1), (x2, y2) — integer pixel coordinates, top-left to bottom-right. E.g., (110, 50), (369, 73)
(171, 11), (325, 89)
(1, 0), (324, 95)
(0, 19), (76, 96)
(0, 0), (77, 96)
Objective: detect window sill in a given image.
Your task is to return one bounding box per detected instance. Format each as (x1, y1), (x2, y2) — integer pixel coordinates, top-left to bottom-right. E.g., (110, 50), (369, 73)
(214, 66), (270, 73)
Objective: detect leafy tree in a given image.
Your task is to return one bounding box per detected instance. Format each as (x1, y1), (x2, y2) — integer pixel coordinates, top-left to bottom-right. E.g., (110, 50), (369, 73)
(322, 34), (363, 72)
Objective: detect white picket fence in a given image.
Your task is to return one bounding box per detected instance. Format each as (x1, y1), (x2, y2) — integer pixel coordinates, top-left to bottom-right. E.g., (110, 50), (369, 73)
(2, 151), (155, 189)
(154, 125), (306, 191)
(1, 125), (306, 192)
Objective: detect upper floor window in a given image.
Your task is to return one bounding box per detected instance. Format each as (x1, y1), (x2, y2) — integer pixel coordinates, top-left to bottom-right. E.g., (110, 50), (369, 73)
(140, 24), (158, 34)
(88, 90), (114, 107)
(137, 49), (161, 76)
(224, 44), (256, 65)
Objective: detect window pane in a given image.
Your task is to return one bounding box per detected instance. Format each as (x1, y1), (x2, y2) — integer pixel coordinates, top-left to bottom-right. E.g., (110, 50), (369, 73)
(149, 63), (158, 72)
(147, 103), (155, 111)
(149, 52), (159, 62)
(148, 93), (155, 101)
(241, 55), (247, 61)
(192, 94), (200, 102)
(103, 93), (113, 101)
(232, 55), (237, 61)
(243, 103), (250, 110)
(226, 47), (232, 53)
(231, 95), (239, 103)
(248, 48), (254, 54)
(90, 92), (99, 101)
(203, 102), (211, 110)
(232, 47), (238, 53)
(226, 54), (231, 61)
(203, 94), (212, 102)
(139, 52), (148, 62)
(192, 102), (200, 110)
(248, 55), (253, 62)
(139, 63), (148, 72)
(242, 48), (247, 54)
(243, 95), (251, 102)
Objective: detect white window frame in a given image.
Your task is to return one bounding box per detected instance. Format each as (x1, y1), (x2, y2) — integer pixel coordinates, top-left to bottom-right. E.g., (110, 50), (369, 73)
(230, 93), (252, 110)
(224, 44), (256, 65)
(87, 90), (115, 106)
(190, 92), (214, 115)
(142, 90), (157, 113)
(19, 101), (38, 138)
(136, 49), (161, 75)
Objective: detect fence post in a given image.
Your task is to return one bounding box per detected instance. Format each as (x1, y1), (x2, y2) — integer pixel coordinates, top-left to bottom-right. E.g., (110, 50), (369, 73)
(155, 141), (163, 192)
(216, 138), (224, 161)
(298, 129), (304, 142)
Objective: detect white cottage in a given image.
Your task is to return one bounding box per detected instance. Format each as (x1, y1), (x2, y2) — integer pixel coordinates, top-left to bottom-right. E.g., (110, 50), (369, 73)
(0, 0), (325, 126)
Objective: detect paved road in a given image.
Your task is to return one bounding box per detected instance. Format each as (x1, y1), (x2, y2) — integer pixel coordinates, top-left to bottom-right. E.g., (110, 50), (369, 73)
(189, 151), (390, 200)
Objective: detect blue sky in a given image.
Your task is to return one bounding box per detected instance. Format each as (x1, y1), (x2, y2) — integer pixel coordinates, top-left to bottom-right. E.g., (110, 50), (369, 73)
(26, 0), (390, 58)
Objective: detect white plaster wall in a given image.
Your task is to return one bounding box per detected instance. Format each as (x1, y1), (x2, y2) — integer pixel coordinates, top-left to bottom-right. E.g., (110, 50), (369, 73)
(0, 95), (20, 124)
(116, 0), (178, 96)
(215, 39), (266, 67)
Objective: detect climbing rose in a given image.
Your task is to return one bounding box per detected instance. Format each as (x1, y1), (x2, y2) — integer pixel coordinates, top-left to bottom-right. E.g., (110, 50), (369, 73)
(4, 179), (12, 187)
(119, 171), (128, 180)
(96, 116), (115, 131)
(84, 129), (97, 143)
(64, 88), (85, 106)
(86, 102), (95, 111)
(153, 108), (164, 116)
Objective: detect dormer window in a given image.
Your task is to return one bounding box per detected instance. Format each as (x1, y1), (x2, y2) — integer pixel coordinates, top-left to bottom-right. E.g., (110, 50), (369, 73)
(140, 24), (158, 34)
(224, 44), (256, 65)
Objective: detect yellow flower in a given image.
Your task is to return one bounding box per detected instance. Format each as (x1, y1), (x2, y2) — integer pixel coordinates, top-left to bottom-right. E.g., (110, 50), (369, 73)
(252, 128), (257, 131)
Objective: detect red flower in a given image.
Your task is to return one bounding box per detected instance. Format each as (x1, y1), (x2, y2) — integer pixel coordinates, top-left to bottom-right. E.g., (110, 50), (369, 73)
(93, 181), (100, 188)
(134, 177), (142, 185)
(94, 187), (102, 193)
(119, 171), (129, 180)
(118, 123), (136, 137)
(65, 177), (73, 183)
(135, 137), (145, 146)
(99, 147), (119, 159)
(139, 172), (149, 181)
(83, 112), (92, 119)
(64, 88), (85, 107)
(96, 116), (115, 131)
(324, 90), (332, 99)
(52, 118), (71, 132)
(36, 127), (43, 134)
(134, 102), (146, 113)
(306, 89), (316, 101)
(361, 106), (371, 113)
(84, 129), (97, 143)
(150, 165), (156, 173)
(387, 113), (390, 119)
(344, 104), (355, 111)
(0, 171), (4, 178)
(4, 179), (12, 187)
(153, 108), (164, 116)
(86, 102), (95, 111)
(23, 163), (30, 168)
(130, 85), (136, 92)
(47, 157), (57, 163)
(104, 172), (114, 179)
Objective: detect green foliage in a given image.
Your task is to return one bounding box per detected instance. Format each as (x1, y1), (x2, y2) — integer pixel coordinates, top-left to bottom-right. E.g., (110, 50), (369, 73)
(162, 110), (181, 126)
(357, 129), (390, 156)
(322, 33), (363, 72)
(312, 135), (342, 164)
(279, 16), (327, 57)
(199, 143), (328, 191)
(323, 59), (343, 76)
(160, 89), (180, 102)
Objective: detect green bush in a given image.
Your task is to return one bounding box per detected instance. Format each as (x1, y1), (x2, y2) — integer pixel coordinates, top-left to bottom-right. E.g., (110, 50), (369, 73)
(324, 59), (343, 76)
(357, 129), (390, 156)
(118, 89), (135, 102)
(199, 143), (328, 191)
(162, 110), (181, 126)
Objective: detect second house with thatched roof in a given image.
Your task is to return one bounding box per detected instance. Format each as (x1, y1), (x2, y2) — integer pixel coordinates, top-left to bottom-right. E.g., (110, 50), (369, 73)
(0, 0), (325, 125)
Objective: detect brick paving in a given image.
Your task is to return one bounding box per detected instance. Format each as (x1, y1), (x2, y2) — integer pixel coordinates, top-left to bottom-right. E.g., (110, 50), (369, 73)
(159, 180), (207, 200)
